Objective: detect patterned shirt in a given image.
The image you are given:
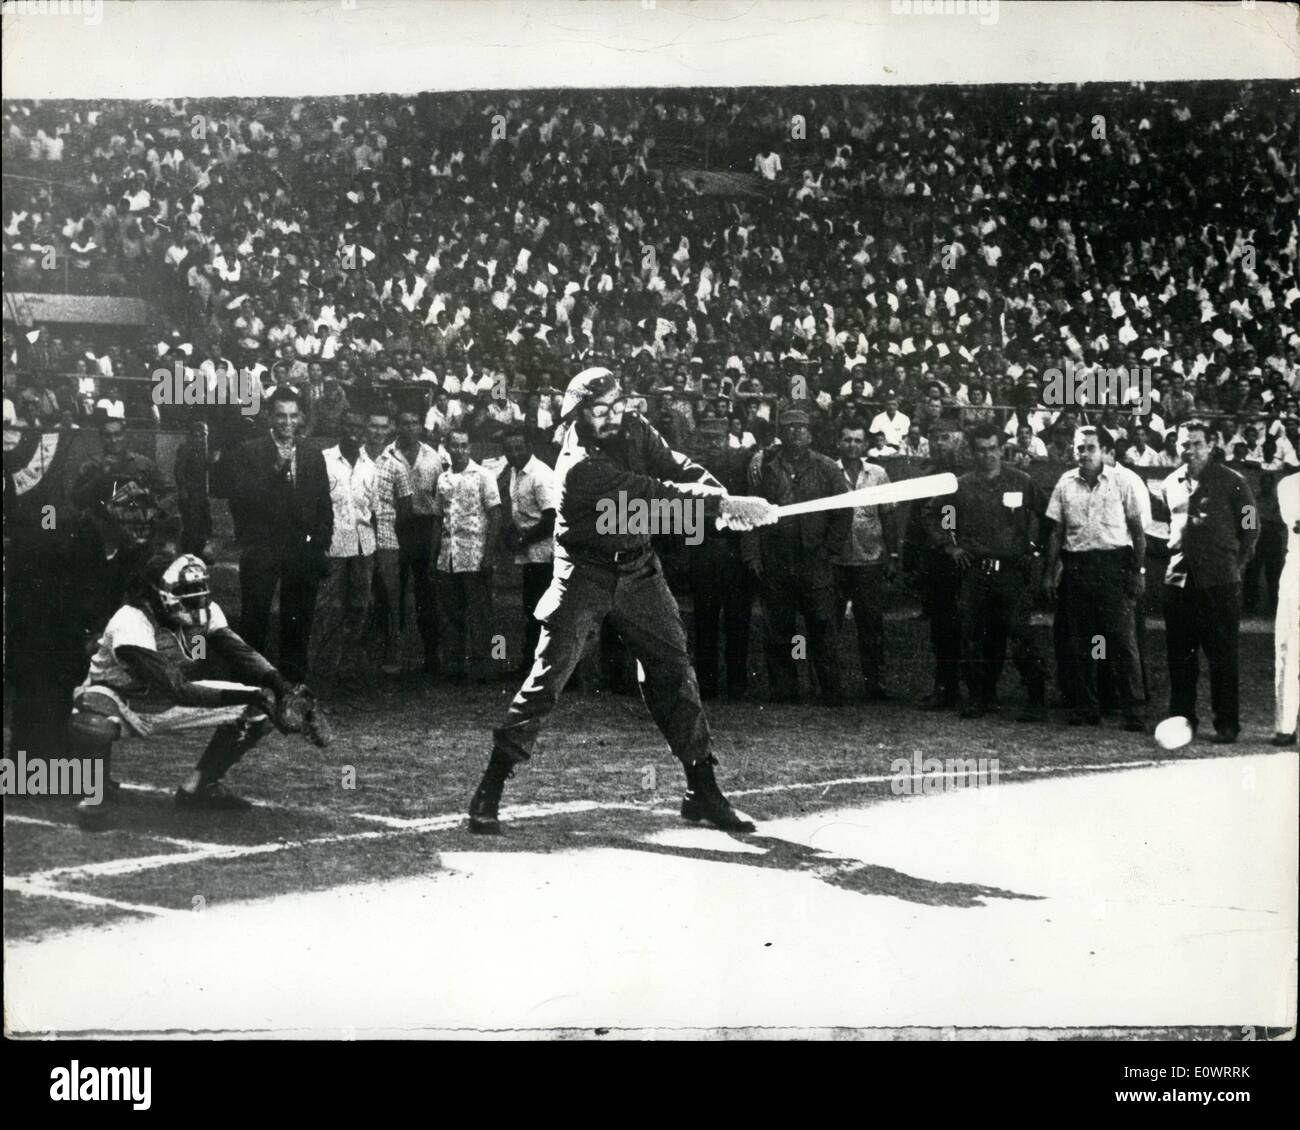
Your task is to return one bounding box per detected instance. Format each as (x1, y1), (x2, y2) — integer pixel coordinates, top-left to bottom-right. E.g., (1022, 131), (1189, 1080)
(372, 448), (414, 551)
(433, 459), (500, 573)
(1045, 465), (1145, 553)
(323, 445), (376, 558)
(386, 440), (442, 516)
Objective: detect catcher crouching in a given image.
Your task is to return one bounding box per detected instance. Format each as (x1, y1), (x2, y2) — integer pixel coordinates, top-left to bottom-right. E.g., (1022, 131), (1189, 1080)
(68, 553), (330, 830)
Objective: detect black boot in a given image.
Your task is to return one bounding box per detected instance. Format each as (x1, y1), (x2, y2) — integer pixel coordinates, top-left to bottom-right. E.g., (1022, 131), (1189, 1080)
(468, 748), (515, 835)
(681, 756), (755, 833)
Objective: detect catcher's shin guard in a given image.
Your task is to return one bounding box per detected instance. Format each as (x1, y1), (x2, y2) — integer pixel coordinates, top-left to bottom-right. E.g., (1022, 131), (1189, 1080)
(467, 747), (516, 835)
(67, 710), (121, 831)
(681, 755), (755, 833)
(195, 713), (272, 786)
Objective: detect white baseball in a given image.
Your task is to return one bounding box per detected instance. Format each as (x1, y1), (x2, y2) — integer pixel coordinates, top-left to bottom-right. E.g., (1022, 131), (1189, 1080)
(1154, 716), (1194, 750)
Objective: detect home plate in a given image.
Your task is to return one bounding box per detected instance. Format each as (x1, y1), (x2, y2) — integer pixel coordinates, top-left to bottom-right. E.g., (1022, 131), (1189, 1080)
(4, 754), (1295, 1035)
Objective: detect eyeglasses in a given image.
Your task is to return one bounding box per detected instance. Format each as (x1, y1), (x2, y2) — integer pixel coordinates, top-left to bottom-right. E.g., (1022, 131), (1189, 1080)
(588, 398), (630, 420)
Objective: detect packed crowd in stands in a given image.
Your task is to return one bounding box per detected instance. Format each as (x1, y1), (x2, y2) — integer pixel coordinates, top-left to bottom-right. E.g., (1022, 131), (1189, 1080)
(4, 81), (1297, 471)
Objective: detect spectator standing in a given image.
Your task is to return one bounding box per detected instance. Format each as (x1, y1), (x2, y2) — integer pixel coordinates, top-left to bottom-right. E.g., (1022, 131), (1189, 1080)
(1160, 422), (1259, 743)
(312, 411), (377, 683)
(745, 409), (850, 704)
(686, 419), (755, 700)
(368, 411), (414, 676)
(229, 386), (333, 684)
(831, 421), (898, 701)
(71, 417), (172, 513)
(431, 428), (501, 683)
(498, 430), (559, 675)
(911, 416), (968, 710)
(946, 423), (1048, 720)
(387, 408), (444, 677)
(1044, 426), (1148, 731)
(173, 419), (213, 559)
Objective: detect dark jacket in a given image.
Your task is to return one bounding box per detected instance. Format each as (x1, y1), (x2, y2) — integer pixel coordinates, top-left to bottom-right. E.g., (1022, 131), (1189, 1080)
(747, 445), (850, 582)
(229, 434), (333, 559)
(1167, 460), (1259, 589)
(553, 413), (721, 562)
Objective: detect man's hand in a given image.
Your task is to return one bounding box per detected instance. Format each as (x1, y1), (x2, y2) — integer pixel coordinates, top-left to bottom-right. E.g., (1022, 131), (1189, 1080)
(1044, 560), (1063, 601)
(717, 495), (779, 531)
(945, 545), (973, 569)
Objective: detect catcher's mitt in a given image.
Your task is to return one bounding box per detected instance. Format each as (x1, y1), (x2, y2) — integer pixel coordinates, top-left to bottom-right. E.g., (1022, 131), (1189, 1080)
(275, 684), (333, 748)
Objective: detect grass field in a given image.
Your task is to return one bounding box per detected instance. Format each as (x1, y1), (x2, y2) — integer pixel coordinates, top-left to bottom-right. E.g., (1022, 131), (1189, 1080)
(3, 599), (1287, 944)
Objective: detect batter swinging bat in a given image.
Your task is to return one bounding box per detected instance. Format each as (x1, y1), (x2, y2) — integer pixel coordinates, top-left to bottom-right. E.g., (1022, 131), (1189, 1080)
(773, 471), (959, 518)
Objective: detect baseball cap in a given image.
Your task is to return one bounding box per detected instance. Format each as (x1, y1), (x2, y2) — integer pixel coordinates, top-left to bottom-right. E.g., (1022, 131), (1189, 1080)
(560, 367), (618, 419)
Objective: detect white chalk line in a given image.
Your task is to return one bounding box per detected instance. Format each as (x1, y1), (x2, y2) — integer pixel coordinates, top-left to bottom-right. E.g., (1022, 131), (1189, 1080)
(727, 756), (1178, 798)
(1, 753), (1246, 917)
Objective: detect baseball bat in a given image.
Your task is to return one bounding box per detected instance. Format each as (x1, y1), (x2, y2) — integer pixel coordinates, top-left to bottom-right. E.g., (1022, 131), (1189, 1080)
(774, 472), (958, 518)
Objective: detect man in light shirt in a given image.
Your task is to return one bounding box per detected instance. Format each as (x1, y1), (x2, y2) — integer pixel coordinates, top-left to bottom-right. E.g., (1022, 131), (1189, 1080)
(388, 408), (444, 676)
(312, 411), (377, 683)
(1044, 427), (1148, 731)
(368, 411), (414, 676)
(431, 429), (501, 683)
(497, 430), (559, 674)
(869, 392), (910, 449)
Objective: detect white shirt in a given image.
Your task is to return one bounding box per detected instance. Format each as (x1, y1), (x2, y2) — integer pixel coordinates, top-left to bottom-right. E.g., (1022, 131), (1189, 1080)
(323, 445), (376, 557)
(506, 455), (559, 565)
(869, 410), (910, 448)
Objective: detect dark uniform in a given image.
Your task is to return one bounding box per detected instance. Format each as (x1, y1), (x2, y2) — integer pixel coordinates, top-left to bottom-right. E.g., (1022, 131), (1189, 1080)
(910, 440), (968, 708)
(944, 465), (1047, 714)
(491, 412), (724, 765)
(686, 422), (754, 700)
(746, 422), (850, 704)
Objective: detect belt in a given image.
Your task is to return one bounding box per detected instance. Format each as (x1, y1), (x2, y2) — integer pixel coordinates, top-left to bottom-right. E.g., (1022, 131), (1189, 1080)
(973, 555), (1026, 574)
(572, 545), (651, 571)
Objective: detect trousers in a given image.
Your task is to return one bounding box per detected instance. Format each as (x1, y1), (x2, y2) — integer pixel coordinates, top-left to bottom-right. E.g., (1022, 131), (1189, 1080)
(1164, 581), (1242, 735)
(959, 560), (1045, 705)
(238, 543), (324, 684)
(397, 515), (438, 670)
(688, 538), (753, 697)
(761, 570), (841, 702)
(519, 561), (552, 671)
(921, 550), (962, 697)
(1059, 551), (1143, 718)
(835, 562), (885, 693)
(311, 554), (375, 677)
(493, 551), (710, 767)
(437, 570), (494, 680)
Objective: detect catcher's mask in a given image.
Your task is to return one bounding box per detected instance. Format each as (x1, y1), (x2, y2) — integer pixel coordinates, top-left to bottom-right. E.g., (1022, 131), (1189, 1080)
(101, 478), (160, 547)
(155, 554), (212, 630)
